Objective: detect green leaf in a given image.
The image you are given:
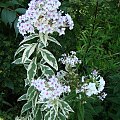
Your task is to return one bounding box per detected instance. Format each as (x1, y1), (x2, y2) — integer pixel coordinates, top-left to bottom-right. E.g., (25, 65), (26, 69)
(22, 43), (37, 63)
(15, 8), (26, 14)
(14, 18), (19, 37)
(40, 64), (54, 77)
(27, 57), (37, 81)
(35, 107), (42, 120)
(1, 8), (16, 27)
(21, 101), (32, 114)
(48, 36), (61, 46)
(33, 104), (41, 119)
(14, 44), (30, 57)
(20, 34), (39, 45)
(40, 49), (58, 70)
(18, 94), (27, 101)
(1, 9), (9, 25)
(0, 3), (10, 7)
(8, 10), (16, 27)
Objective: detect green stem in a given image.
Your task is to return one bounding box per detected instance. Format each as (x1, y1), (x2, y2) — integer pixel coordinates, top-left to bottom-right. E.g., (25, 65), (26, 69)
(80, 102), (84, 120)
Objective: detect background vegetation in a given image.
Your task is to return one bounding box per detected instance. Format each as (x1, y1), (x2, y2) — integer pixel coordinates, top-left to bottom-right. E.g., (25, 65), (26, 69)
(0, 0), (120, 119)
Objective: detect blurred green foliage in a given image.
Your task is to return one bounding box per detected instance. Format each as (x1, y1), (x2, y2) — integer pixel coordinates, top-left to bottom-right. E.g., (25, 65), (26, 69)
(0, 0), (120, 119)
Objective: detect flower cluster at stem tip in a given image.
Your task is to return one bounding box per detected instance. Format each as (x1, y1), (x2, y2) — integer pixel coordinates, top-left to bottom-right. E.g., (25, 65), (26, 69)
(59, 51), (82, 67)
(31, 75), (71, 106)
(77, 70), (107, 101)
(17, 0), (74, 36)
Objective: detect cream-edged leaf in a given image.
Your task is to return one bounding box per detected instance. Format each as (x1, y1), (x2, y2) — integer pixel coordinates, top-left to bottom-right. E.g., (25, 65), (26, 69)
(39, 33), (48, 47)
(12, 57), (31, 64)
(20, 33), (39, 45)
(21, 101), (32, 114)
(40, 49), (58, 70)
(27, 57), (37, 81)
(14, 44), (30, 57)
(22, 43), (37, 63)
(48, 36), (61, 46)
(40, 64), (54, 77)
(17, 94), (27, 101)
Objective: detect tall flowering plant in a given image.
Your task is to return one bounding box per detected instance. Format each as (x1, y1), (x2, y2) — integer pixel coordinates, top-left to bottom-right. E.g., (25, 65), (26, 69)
(14, 0), (106, 120)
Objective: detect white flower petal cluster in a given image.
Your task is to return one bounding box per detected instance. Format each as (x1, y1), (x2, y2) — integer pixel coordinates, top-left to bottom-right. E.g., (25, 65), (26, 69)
(98, 92), (107, 101)
(17, 0), (74, 36)
(59, 51), (81, 67)
(31, 76), (71, 102)
(79, 70), (107, 100)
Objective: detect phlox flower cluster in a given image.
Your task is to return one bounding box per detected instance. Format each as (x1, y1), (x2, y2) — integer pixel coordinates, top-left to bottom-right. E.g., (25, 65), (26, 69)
(59, 51), (81, 67)
(77, 70), (107, 100)
(17, 0), (74, 36)
(31, 76), (71, 102)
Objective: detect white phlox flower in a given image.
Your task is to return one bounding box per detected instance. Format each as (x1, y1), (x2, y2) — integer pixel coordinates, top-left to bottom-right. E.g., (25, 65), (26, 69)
(78, 70), (106, 100)
(17, 0), (74, 36)
(31, 75), (71, 107)
(59, 51), (81, 67)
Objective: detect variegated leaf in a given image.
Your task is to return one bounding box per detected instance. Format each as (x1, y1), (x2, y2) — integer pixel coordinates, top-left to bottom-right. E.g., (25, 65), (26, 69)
(37, 42), (45, 54)
(27, 86), (34, 97)
(18, 94), (27, 101)
(12, 57), (31, 64)
(22, 43), (37, 63)
(40, 64), (54, 77)
(21, 101), (32, 114)
(39, 33), (48, 47)
(41, 103), (48, 111)
(27, 57), (37, 81)
(24, 64), (29, 70)
(40, 49), (58, 70)
(44, 111), (51, 120)
(48, 36), (61, 46)
(20, 33), (39, 45)
(14, 44), (30, 57)
(58, 112), (66, 120)
(60, 100), (74, 112)
(50, 109), (56, 120)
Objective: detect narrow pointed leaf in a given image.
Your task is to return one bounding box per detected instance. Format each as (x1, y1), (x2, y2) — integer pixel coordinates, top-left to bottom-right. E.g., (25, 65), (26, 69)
(40, 49), (58, 70)
(18, 94), (27, 101)
(21, 101), (32, 114)
(14, 44), (30, 57)
(12, 57), (31, 64)
(48, 36), (61, 46)
(22, 43), (37, 63)
(39, 33), (48, 47)
(60, 100), (74, 112)
(20, 34), (39, 45)
(44, 111), (51, 120)
(40, 64), (54, 77)
(58, 112), (66, 120)
(27, 57), (37, 81)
